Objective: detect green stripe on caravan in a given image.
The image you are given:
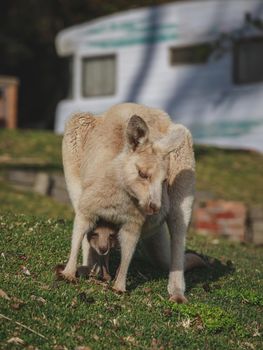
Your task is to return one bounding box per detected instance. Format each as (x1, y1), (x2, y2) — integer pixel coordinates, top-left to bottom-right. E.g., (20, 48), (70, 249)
(191, 120), (262, 138)
(85, 21), (178, 35)
(87, 33), (178, 48)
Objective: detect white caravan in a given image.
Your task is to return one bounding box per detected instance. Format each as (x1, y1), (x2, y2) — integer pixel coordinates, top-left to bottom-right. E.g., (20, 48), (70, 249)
(55, 0), (263, 153)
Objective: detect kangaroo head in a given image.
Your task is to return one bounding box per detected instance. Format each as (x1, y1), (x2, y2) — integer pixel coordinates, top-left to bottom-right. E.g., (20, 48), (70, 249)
(87, 222), (118, 256)
(120, 114), (186, 215)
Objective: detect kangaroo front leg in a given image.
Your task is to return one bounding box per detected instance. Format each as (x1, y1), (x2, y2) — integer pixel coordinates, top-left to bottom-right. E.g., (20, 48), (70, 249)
(167, 170), (195, 303)
(113, 226), (141, 293)
(62, 213), (94, 281)
(82, 238), (89, 266)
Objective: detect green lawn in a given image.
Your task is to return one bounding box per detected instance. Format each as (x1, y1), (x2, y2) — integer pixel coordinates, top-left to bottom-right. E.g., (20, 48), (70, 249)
(1, 129), (263, 206)
(0, 130), (262, 349)
(0, 129), (62, 169)
(0, 214), (262, 349)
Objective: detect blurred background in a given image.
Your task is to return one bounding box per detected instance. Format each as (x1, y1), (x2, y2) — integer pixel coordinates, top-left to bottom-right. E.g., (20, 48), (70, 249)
(0, 0), (172, 129)
(0, 0), (263, 245)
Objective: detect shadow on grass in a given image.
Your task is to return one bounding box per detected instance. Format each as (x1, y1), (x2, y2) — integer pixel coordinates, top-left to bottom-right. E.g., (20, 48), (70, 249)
(108, 249), (235, 292)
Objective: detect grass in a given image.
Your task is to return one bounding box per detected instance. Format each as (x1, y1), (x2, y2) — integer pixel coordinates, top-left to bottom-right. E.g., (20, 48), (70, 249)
(195, 145), (263, 207)
(0, 180), (73, 220)
(0, 129), (262, 349)
(0, 214), (262, 349)
(0, 129), (62, 169)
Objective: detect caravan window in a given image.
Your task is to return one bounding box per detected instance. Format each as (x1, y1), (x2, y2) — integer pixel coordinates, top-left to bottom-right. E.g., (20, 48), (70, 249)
(82, 55), (116, 97)
(169, 43), (211, 65)
(233, 37), (263, 84)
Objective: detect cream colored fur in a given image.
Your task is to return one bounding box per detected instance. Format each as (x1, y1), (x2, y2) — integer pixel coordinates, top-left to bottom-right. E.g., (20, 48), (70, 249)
(62, 103), (195, 303)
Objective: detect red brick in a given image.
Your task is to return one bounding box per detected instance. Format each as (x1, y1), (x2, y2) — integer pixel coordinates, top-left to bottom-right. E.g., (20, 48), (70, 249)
(215, 211), (236, 219)
(196, 221), (219, 231)
(193, 199), (247, 241)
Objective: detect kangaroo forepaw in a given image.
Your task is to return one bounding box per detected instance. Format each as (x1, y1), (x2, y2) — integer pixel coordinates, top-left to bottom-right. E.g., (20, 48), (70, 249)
(112, 281), (126, 294)
(60, 266), (77, 283)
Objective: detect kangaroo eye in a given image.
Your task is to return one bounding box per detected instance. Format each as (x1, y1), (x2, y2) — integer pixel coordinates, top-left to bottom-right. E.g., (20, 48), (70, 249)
(138, 170), (149, 179)
(89, 232), (98, 238)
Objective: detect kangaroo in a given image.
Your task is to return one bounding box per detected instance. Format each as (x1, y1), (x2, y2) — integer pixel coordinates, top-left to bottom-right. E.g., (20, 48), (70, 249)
(87, 219), (118, 281)
(61, 103), (195, 303)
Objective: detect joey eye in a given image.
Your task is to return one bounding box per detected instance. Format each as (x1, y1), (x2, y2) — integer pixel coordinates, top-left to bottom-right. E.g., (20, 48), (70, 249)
(88, 232), (98, 239)
(138, 169), (149, 179)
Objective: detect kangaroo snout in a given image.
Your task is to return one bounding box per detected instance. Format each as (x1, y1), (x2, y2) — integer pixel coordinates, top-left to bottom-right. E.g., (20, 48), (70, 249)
(145, 202), (160, 215)
(98, 246), (109, 255)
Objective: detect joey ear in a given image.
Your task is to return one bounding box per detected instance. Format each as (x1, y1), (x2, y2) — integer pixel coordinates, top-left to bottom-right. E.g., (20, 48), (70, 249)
(126, 115), (149, 150)
(154, 125), (186, 156)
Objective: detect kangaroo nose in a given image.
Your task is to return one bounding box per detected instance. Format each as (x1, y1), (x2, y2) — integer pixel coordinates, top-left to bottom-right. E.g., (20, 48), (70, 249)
(98, 247), (108, 255)
(149, 202), (160, 214)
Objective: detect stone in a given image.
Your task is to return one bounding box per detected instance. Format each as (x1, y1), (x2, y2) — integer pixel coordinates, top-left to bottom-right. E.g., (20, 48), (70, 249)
(34, 172), (51, 195)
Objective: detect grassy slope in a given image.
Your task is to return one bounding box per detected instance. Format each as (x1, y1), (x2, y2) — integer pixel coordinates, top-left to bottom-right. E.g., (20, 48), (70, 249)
(0, 129), (62, 169)
(0, 130), (262, 349)
(195, 146), (263, 207)
(0, 180), (73, 220)
(0, 214), (262, 349)
(1, 129), (263, 206)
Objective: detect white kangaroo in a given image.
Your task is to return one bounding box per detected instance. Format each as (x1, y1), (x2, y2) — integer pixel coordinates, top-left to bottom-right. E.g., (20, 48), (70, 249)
(61, 103), (195, 303)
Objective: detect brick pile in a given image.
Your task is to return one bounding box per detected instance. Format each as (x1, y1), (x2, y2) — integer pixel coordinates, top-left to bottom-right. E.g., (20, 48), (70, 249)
(193, 200), (247, 242)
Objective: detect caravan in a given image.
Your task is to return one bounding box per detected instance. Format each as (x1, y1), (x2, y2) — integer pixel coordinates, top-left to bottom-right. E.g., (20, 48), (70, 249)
(55, 0), (263, 153)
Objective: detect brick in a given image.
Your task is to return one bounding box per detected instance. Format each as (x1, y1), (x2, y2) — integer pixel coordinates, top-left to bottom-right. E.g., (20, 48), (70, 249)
(193, 199), (247, 241)
(195, 208), (211, 222)
(196, 221), (218, 231)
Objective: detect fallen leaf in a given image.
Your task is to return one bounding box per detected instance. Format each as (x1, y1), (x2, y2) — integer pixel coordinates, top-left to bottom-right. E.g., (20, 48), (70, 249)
(21, 265), (31, 276)
(10, 297), (25, 310)
(123, 336), (136, 343)
(75, 335), (84, 342)
(163, 308), (172, 317)
(71, 297), (78, 308)
(111, 318), (119, 328)
(180, 317), (191, 329)
(18, 254), (28, 261)
(7, 337), (24, 345)
(0, 289), (10, 300)
(242, 342), (255, 350)
(75, 347), (92, 350)
(30, 295), (46, 304)
(11, 303), (22, 310)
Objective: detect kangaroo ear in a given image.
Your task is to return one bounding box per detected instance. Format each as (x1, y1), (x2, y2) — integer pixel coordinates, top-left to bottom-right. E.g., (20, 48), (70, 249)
(126, 115), (149, 150)
(154, 125), (186, 156)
